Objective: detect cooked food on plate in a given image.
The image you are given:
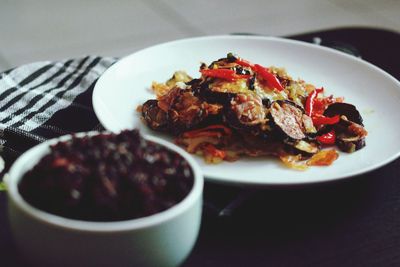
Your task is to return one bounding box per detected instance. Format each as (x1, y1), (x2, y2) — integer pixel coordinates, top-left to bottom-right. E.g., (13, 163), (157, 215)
(138, 53), (367, 170)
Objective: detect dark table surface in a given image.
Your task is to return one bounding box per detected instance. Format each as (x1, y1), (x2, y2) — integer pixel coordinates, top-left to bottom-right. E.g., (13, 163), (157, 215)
(2, 27), (400, 267)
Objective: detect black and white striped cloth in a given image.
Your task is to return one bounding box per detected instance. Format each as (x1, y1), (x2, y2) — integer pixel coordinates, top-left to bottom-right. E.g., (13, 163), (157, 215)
(0, 56), (117, 173)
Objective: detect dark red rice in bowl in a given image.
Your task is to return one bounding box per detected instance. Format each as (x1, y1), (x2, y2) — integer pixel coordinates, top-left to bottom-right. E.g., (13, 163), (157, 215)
(18, 130), (194, 222)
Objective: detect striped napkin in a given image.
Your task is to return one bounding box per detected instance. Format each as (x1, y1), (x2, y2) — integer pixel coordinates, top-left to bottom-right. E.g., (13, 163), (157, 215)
(0, 56), (117, 174)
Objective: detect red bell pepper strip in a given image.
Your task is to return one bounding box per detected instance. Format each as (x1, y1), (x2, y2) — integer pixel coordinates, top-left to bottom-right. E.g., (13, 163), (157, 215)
(236, 58), (284, 91)
(235, 74), (252, 80)
(200, 69), (250, 82)
(317, 130), (336, 145)
(253, 64), (284, 91)
(313, 95), (344, 115)
(305, 87), (324, 116)
(235, 58), (254, 68)
(312, 115), (340, 126)
(200, 69), (236, 81)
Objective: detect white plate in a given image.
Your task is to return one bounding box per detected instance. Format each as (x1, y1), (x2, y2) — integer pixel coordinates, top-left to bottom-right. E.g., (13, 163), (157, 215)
(93, 35), (400, 186)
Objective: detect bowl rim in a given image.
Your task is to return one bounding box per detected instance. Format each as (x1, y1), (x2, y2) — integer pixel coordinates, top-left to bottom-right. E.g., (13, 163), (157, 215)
(7, 131), (203, 233)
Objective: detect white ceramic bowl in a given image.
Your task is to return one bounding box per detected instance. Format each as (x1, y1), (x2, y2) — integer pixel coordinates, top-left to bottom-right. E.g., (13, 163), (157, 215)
(6, 132), (203, 267)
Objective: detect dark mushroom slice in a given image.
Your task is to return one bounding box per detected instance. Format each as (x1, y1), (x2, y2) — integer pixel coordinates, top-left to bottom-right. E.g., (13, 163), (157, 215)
(189, 78), (237, 106)
(199, 89), (236, 106)
(141, 100), (168, 131)
(324, 102), (364, 125)
(336, 134), (366, 153)
(211, 52), (238, 66)
(334, 116), (367, 152)
(208, 54), (236, 69)
(186, 77), (208, 91)
(284, 139), (320, 158)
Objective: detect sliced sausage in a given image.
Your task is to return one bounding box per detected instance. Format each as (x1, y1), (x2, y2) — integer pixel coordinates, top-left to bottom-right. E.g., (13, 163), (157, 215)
(269, 101), (307, 140)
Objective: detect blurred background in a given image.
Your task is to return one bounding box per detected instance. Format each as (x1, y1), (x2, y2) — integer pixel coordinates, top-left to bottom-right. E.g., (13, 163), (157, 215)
(0, 0), (399, 72)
